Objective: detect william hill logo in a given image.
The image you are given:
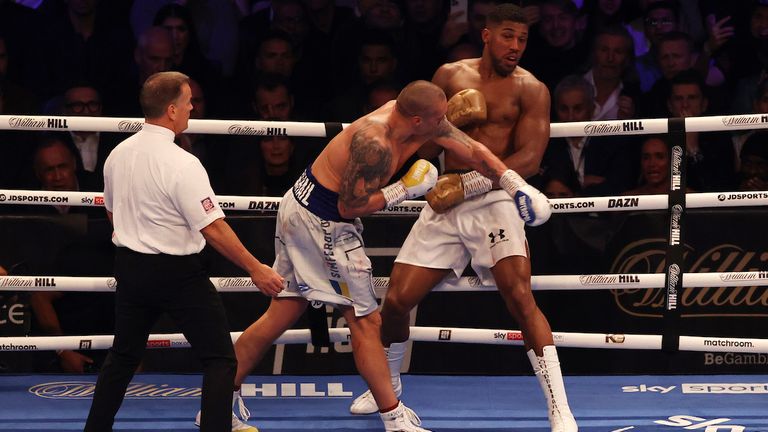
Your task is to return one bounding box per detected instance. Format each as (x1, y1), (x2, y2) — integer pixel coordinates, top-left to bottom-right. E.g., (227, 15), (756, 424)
(30, 382), (202, 399)
(721, 114), (768, 128)
(117, 120), (143, 132)
(579, 274), (640, 285)
(583, 121), (644, 135)
(227, 125), (288, 136)
(30, 381), (355, 399)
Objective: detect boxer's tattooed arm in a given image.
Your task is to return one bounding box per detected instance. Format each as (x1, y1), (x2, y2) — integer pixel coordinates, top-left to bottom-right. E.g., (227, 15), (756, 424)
(435, 120), (474, 148)
(434, 119), (503, 182)
(340, 124), (392, 211)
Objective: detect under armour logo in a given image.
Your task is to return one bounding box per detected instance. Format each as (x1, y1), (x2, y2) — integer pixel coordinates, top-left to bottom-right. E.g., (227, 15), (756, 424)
(489, 229), (505, 243)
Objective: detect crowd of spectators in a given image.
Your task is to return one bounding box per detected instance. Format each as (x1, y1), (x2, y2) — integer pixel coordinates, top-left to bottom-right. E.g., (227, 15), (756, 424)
(2, 0), (768, 198)
(3, 0), (768, 373)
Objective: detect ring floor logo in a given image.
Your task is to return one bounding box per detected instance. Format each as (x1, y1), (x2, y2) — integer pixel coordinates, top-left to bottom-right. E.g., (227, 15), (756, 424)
(612, 416), (753, 431)
(28, 379), (354, 400)
(29, 381), (202, 398)
(617, 381), (768, 431)
(240, 381), (352, 397)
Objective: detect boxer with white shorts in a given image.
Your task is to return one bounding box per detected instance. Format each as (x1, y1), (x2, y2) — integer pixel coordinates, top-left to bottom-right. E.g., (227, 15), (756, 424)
(349, 5), (577, 432)
(396, 189), (527, 286)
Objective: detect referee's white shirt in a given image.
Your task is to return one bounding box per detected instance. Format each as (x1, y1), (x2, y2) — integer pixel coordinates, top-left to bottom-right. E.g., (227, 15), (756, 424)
(103, 123), (225, 255)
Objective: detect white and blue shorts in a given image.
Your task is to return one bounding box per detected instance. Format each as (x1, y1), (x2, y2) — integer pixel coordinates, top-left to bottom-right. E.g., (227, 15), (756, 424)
(275, 170), (377, 317)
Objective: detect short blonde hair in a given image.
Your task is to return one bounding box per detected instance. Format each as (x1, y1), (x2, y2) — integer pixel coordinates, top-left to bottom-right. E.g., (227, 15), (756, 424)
(396, 80), (446, 118)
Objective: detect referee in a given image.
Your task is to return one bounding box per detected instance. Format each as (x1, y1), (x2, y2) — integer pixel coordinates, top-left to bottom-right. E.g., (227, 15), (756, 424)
(84, 71), (284, 432)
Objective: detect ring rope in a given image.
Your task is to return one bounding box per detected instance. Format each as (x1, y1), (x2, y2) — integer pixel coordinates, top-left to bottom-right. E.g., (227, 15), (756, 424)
(2, 114), (766, 359)
(1, 328), (765, 353)
(3, 113), (767, 137)
(2, 189), (768, 214)
(2, 272), (766, 295)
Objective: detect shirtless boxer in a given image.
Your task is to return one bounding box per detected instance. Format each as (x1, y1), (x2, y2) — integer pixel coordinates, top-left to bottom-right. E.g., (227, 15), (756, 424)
(212, 79), (550, 431)
(349, 5), (578, 432)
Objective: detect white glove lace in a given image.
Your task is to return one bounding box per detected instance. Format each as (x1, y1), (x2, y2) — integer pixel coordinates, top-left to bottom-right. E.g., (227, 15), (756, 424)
(460, 171), (493, 198)
(499, 169), (525, 196)
(381, 182), (408, 207)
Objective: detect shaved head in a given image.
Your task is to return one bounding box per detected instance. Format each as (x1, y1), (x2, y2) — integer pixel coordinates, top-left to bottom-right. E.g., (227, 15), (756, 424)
(395, 80), (447, 118)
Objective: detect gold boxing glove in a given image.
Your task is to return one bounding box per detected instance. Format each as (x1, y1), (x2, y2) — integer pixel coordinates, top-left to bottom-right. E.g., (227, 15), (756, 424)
(446, 89), (487, 128)
(426, 174), (465, 213)
(426, 171), (494, 213)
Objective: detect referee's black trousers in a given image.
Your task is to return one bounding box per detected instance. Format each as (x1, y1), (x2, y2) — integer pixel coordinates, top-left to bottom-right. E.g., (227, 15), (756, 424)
(85, 248), (237, 432)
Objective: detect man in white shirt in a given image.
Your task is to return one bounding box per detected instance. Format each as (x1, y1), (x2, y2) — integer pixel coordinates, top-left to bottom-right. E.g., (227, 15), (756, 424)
(84, 71), (284, 432)
(583, 25), (637, 121)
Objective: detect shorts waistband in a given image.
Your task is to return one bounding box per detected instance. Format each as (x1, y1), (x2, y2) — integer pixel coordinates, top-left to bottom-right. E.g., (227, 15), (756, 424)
(292, 168), (352, 223)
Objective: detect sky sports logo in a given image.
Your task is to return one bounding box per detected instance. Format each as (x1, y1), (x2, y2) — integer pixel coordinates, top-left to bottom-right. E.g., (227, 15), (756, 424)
(622, 383), (768, 394)
(682, 383), (768, 394)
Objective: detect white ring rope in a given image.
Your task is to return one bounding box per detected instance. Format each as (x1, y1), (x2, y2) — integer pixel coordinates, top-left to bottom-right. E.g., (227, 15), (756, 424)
(2, 272), (767, 295)
(3, 113), (768, 137)
(0, 116), (341, 137)
(2, 114), (767, 358)
(3, 189), (768, 213)
(0, 328), (765, 354)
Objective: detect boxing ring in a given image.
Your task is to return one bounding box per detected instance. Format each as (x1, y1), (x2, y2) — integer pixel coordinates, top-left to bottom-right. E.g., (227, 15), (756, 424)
(1, 113), (768, 430)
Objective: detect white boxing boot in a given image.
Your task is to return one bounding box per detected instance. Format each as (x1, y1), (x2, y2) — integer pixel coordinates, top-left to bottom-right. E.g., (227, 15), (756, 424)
(349, 342), (407, 415)
(527, 346), (578, 432)
(380, 401), (431, 432)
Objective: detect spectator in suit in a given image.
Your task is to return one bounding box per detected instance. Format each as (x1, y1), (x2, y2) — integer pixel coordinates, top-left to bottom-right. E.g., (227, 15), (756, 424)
(61, 84), (122, 190)
(665, 69), (735, 191)
(541, 75), (638, 196)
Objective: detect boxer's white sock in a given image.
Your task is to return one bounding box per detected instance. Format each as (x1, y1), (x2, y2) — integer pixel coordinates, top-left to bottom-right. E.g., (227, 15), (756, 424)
(386, 342), (407, 394)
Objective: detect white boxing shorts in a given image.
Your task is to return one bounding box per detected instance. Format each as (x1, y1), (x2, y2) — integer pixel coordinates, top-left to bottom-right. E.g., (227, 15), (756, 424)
(274, 171), (377, 317)
(395, 190), (527, 285)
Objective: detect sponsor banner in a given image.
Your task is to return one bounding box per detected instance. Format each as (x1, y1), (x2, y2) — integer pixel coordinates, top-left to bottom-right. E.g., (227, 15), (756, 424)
(717, 192), (768, 202)
(550, 195), (667, 213)
(0, 276), (113, 291)
(682, 383), (768, 394)
(0, 116), (340, 137)
(704, 352), (768, 366)
(0, 193), (69, 204)
(549, 118), (668, 138)
(684, 113), (768, 132)
(680, 336), (768, 353)
(0, 342), (38, 351)
(0, 301), (26, 327)
(187, 119), (330, 137)
(0, 115), (144, 132)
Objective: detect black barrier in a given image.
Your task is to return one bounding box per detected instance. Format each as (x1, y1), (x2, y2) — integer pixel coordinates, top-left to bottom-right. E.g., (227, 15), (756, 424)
(1, 211), (766, 375)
